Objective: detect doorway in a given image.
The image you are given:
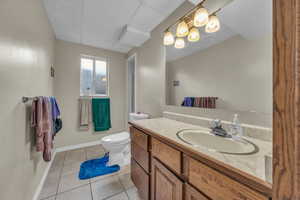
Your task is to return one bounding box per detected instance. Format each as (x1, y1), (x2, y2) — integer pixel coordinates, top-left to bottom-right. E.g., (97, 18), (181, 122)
(127, 54), (136, 119)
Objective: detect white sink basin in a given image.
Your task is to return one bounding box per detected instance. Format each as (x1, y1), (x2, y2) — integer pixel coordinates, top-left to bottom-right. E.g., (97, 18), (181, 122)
(177, 129), (258, 155)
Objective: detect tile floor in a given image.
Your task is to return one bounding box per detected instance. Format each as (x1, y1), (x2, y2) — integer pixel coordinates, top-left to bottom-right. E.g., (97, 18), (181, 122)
(39, 145), (141, 200)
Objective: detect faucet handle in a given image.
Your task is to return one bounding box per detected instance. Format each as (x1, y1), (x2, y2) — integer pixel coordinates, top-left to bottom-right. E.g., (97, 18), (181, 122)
(211, 119), (222, 129)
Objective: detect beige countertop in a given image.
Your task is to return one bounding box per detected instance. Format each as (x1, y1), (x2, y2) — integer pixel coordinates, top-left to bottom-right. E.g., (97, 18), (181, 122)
(130, 117), (272, 184)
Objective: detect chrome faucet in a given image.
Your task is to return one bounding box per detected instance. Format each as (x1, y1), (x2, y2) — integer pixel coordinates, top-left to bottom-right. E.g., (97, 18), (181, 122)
(210, 119), (230, 138)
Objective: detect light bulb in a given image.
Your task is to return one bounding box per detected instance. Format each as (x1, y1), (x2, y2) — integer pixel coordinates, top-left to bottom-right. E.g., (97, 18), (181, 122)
(188, 28), (200, 42)
(193, 7), (209, 27)
(163, 31), (174, 45)
(176, 21), (189, 37)
(205, 15), (220, 33)
(174, 38), (185, 49)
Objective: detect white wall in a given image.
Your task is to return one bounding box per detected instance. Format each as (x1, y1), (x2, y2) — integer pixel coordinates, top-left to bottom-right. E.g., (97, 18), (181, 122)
(0, 0), (55, 199)
(54, 40), (127, 147)
(167, 35), (272, 114)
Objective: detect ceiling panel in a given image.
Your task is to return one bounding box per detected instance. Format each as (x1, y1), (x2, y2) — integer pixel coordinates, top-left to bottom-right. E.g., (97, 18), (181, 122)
(119, 26), (150, 47)
(42, 0), (188, 52)
(141, 0), (184, 16)
(44, 0), (83, 43)
(129, 5), (165, 32)
(81, 0), (140, 49)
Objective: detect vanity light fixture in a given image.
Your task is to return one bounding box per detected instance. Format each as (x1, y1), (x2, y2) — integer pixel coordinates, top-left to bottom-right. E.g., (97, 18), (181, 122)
(163, 31), (175, 45)
(205, 15), (221, 33)
(163, 0), (222, 49)
(193, 7), (209, 27)
(176, 21), (189, 37)
(188, 28), (200, 42)
(174, 38), (185, 49)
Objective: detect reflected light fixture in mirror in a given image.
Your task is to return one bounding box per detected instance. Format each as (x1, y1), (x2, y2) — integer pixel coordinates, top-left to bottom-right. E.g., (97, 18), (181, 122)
(174, 38), (185, 49)
(205, 15), (221, 33)
(194, 7), (209, 27)
(176, 21), (189, 37)
(188, 28), (200, 42)
(163, 31), (175, 45)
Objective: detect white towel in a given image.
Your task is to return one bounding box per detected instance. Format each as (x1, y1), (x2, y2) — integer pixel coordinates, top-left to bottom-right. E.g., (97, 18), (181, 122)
(79, 98), (91, 131)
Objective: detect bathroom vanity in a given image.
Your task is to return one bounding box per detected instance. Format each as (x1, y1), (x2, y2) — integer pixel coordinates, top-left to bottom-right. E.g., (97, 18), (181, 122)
(129, 118), (272, 200)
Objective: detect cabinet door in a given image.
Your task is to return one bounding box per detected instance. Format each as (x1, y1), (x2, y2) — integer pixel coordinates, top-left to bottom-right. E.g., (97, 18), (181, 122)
(151, 158), (183, 200)
(185, 183), (210, 200)
(131, 158), (149, 200)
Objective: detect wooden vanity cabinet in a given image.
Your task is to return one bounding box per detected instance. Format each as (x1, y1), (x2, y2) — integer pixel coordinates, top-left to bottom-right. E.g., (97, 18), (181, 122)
(185, 183), (210, 200)
(151, 158), (183, 200)
(130, 127), (150, 200)
(129, 126), (272, 200)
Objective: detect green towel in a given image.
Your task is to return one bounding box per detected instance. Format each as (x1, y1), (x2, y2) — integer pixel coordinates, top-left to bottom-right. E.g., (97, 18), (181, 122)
(92, 98), (111, 131)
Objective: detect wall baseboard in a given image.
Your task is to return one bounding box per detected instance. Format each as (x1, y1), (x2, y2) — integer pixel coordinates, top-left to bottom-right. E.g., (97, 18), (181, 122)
(32, 151), (57, 200)
(55, 140), (103, 152)
(33, 140), (103, 200)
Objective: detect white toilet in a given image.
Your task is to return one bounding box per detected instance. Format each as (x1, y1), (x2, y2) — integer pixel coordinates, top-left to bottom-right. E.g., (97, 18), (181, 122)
(101, 132), (130, 167)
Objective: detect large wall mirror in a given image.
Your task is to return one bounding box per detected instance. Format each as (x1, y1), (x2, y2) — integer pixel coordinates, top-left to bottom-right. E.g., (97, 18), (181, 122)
(165, 0), (272, 128)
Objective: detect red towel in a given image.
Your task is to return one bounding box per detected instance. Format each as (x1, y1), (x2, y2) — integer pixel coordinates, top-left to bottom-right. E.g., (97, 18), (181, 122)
(32, 97), (53, 161)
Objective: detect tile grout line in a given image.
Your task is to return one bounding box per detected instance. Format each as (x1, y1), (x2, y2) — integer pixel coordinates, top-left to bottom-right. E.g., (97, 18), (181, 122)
(118, 176), (130, 200)
(102, 191), (127, 200)
(85, 146), (94, 200)
(89, 182), (94, 200)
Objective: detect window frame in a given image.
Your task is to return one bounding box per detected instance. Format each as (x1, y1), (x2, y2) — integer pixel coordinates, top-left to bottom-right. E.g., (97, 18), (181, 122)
(80, 54), (109, 97)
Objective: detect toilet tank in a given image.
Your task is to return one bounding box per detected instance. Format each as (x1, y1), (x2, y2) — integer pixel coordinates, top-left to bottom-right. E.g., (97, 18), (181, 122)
(129, 112), (150, 121)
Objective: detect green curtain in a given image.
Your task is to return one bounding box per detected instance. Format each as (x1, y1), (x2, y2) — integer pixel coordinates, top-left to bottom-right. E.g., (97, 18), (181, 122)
(92, 98), (111, 131)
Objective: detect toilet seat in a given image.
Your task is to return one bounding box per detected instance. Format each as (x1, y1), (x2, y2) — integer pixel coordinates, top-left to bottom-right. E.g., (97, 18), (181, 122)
(102, 132), (130, 145)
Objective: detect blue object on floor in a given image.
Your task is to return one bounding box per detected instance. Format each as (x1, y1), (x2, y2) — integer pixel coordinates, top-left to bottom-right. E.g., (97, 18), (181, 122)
(78, 153), (120, 180)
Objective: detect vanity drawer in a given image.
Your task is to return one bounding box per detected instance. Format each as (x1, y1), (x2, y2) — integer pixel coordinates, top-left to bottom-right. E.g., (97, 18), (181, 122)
(151, 138), (181, 175)
(131, 158), (149, 200)
(187, 157), (269, 200)
(185, 183), (210, 200)
(130, 127), (149, 151)
(132, 142), (150, 172)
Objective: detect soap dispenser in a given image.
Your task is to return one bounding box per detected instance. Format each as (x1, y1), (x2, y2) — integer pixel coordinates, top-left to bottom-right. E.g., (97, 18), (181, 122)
(230, 114), (243, 137)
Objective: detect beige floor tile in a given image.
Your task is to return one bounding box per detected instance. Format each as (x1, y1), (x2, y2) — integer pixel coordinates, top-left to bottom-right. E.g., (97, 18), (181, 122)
(64, 149), (86, 165)
(41, 196), (56, 200)
(126, 187), (142, 200)
(119, 165), (131, 175)
(58, 172), (89, 193)
(89, 164), (130, 183)
(89, 171), (120, 183)
(56, 185), (92, 200)
(91, 175), (124, 200)
(61, 161), (82, 175)
(49, 152), (65, 173)
(119, 173), (134, 189)
(106, 192), (129, 200)
(39, 171), (60, 199)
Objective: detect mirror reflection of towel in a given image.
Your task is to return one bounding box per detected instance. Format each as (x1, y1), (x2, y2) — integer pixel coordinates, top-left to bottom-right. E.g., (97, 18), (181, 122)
(182, 97), (194, 107)
(79, 98), (91, 131)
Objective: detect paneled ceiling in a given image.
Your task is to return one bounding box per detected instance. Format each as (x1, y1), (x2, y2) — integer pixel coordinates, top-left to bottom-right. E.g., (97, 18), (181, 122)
(42, 0), (185, 53)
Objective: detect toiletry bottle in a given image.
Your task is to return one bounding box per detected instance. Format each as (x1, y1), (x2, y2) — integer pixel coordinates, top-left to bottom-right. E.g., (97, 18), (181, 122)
(231, 114), (243, 136)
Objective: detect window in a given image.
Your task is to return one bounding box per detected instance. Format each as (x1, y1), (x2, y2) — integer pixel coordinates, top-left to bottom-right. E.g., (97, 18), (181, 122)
(80, 56), (108, 96)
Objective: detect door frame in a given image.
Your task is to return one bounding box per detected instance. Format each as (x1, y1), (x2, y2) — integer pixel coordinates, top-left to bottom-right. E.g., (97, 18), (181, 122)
(273, 0), (300, 199)
(126, 53), (137, 120)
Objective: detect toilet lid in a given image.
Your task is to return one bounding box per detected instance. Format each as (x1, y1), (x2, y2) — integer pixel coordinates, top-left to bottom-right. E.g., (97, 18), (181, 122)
(102, 132), (130, 144)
